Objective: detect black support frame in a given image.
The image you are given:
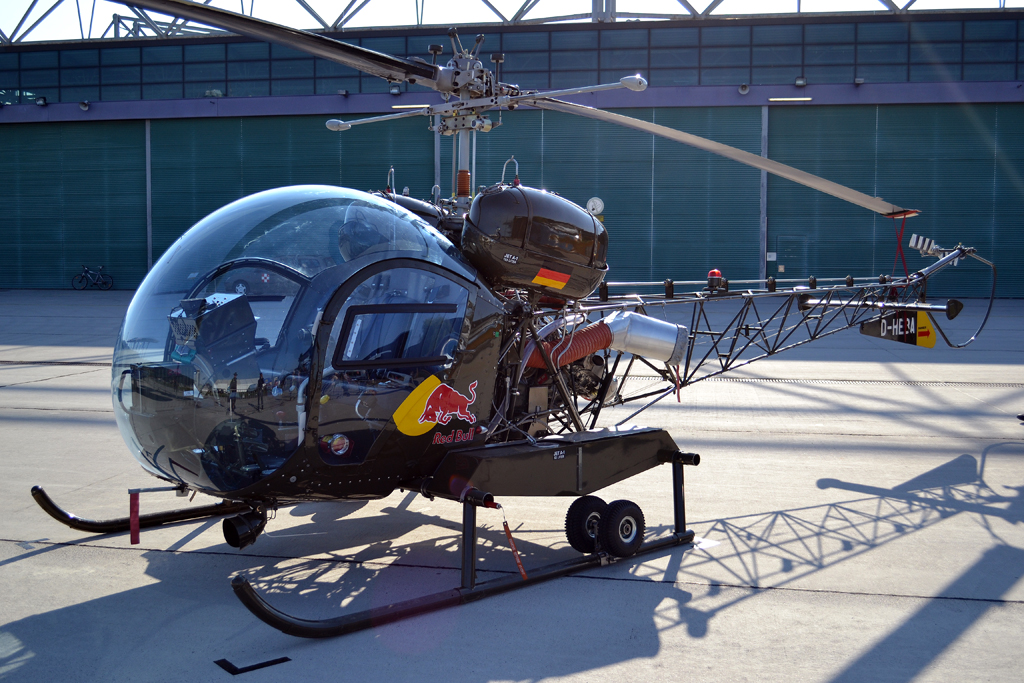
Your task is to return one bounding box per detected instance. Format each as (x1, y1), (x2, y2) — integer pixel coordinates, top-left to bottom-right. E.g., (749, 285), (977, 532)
(231, 452), (700, 638)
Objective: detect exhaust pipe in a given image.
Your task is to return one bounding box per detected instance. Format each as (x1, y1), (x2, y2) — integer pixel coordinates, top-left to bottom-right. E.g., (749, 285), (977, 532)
(223, 508), (267, 549)
(526, 311), (688, 368)
(603, 311), (688, 366)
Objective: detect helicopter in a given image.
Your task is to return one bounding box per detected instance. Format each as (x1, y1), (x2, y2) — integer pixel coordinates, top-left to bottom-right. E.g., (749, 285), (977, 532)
(29, 0), (996, 639)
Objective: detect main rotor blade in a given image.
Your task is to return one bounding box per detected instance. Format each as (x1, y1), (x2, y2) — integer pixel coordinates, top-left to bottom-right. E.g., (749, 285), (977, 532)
(115, 0), (438, 86)
(527, 98), (917, 218)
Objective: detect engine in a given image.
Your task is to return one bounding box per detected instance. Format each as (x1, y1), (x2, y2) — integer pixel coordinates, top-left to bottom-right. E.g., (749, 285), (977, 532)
(498, 308), (688, 438)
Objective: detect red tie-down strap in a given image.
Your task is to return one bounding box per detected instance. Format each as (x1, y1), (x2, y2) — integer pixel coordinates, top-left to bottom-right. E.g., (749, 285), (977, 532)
(497, 505), (529, 581)
(892, 215), (909, 278)
(129, 491), (140, 545)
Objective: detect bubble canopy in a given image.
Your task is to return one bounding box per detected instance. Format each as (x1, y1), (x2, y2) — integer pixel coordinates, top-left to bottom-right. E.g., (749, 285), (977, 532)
(112, 185), (475, 494)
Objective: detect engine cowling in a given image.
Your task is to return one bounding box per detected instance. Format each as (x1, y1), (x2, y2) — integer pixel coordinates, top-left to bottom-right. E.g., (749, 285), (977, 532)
(461, 185), (608, 300)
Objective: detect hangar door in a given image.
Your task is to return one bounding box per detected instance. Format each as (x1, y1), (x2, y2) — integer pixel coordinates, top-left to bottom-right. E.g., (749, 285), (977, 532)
(768, 103), (1024, 297)
(0, 120), (148, 289)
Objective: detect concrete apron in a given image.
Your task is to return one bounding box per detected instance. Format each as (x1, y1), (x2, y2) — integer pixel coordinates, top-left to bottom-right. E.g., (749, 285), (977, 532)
(0, 290), (1021, 682)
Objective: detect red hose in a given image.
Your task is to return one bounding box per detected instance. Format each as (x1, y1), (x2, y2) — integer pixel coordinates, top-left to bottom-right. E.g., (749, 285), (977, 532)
(526, 322), (612, 369)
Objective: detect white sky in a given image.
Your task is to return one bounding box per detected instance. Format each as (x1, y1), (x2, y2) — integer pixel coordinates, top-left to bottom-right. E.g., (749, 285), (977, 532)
(1, 0), (1020, 44)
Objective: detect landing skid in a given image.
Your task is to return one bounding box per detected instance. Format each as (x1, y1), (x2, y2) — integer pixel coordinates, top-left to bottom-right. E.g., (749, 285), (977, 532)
(231, 458), (698, 638)
(30, 485), (250, 534)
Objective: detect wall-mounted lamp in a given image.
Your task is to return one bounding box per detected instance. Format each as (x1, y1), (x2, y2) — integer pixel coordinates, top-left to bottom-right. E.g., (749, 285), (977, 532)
(794, 77), (807, 87)
(389, 83), (401, 95)
(854, 78), (865, 86)
(738, 83), (750, 95)
(35, 96), (47, 106)
(79, 101), (90, 111)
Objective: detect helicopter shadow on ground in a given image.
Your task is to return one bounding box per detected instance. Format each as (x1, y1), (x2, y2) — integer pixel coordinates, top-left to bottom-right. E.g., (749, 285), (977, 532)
(2, 447), (1022, 681)
(645, 442), (1024, 683)
(227, 496), (691, 673)
(0, 492), (687, 681)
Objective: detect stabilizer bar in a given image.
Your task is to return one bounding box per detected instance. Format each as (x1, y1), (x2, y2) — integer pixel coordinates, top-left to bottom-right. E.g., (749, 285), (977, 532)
(799, 296), (964, 320)
(30, 485), (250, 534)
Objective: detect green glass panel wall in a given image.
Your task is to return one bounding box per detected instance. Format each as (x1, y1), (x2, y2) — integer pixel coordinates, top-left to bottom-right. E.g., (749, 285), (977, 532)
(652, 107), (761, 282)
(0, 104), (1019, 295)
(767, 103), (1024, 296)
(0, 120), (146, 288)
(150, 117), (244, 260)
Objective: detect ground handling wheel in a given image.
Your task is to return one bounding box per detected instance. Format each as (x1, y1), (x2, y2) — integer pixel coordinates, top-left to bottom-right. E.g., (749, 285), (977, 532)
(599, 500), (645, 558)
(71, 273), (87, 290)
(565, 495), (607, 553)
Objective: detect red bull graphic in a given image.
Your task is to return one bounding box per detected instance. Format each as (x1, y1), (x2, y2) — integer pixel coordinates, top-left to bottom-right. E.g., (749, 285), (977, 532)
(418, 381), (478, 426)
(392, 375), (481, 437)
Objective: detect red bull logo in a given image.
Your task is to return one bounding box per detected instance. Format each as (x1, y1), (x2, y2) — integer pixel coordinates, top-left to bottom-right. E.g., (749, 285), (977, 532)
(418, 381), (477, 426)
(392, 375), (481, 437)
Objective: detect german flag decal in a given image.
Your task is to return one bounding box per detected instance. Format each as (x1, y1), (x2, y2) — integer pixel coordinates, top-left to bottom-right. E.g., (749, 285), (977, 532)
(532, 268), (571, 290)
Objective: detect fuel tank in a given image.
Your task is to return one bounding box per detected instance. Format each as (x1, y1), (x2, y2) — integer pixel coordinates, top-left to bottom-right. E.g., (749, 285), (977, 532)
(461, 185), (608, 300)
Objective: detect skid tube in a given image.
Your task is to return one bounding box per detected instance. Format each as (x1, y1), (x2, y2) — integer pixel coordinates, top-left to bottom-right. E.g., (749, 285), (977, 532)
(30, 485), (251, 534)
(231, 455), (700, 638)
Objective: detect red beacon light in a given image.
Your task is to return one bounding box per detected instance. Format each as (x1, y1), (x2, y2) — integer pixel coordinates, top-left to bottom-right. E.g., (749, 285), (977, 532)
(707, 269), (723, 290)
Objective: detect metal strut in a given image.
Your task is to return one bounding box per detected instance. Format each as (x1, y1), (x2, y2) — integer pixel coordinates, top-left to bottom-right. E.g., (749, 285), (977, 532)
(30, 485), (250, 534)
(230, 455), (701, 638)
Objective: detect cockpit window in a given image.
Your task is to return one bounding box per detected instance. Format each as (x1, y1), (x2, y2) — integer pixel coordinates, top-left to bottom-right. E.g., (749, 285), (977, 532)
(196, 264), (305, 348)
(335, 303), (462, 368)
(228, 196), (429, 275)
(337, 202), (427, 261)
(316, 266), (470, 467)
(325, 268), (469, 373)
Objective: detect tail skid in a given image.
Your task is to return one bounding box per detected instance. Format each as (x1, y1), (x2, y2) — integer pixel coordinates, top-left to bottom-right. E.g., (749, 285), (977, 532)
(30, 485), (250, 534)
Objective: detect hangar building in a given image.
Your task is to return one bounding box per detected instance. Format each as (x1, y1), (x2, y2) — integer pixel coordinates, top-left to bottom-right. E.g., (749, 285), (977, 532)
(1, 6), (1022, 296)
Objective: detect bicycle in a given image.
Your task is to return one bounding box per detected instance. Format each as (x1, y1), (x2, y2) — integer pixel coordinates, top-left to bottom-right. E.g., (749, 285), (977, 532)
(72, 265), (113, 290)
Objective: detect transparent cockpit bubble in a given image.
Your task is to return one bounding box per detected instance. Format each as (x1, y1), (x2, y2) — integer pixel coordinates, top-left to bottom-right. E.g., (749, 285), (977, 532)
(110, 185), (467, 493)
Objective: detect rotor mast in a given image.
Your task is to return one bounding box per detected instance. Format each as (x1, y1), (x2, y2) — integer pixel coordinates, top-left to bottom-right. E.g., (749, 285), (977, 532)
(440, 28), (493, 210)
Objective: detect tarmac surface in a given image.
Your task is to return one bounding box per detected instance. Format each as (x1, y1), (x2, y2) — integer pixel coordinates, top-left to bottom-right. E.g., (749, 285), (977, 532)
(0, 289), (1022, 682)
